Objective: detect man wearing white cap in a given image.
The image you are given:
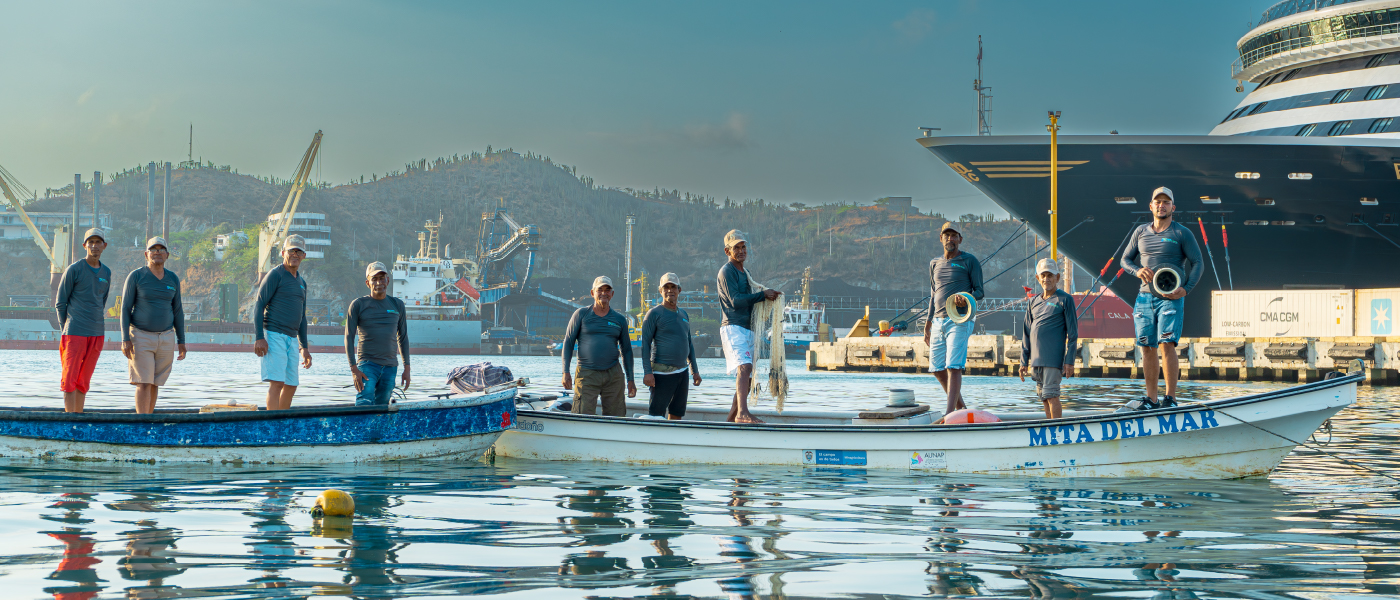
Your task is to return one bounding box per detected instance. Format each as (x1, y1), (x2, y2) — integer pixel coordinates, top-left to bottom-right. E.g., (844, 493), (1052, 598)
(54, 228), (112, 413)
(1120, 186), (1204, 410)
(561, 276), (636, 416)
(345, 261), (410, 406)
(717, 229), (780, 424)
(1019, 258), (1078, 419)
(119, 236), (187, 413)
(254, 234), (312, 410)
(640, 273), (702, 419)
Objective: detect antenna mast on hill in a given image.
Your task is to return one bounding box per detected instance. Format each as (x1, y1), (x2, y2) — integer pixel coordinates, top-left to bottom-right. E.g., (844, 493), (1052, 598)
(188, 124), (193, 164)
(974, 36), (993, 136)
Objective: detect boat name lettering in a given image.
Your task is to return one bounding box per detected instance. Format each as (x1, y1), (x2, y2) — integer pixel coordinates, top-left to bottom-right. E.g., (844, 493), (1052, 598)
(1028, 409), (1218, 447)
(517, 419), (545, 433)
(803, 449), (867, 466)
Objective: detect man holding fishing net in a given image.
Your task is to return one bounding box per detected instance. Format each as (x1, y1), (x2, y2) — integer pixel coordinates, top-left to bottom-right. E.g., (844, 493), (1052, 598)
(718, 230), (782, 424)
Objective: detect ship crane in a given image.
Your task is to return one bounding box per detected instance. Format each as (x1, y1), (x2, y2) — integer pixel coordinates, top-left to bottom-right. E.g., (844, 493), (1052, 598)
(258, 131), (323, 277)
(0, 163), (70, 303)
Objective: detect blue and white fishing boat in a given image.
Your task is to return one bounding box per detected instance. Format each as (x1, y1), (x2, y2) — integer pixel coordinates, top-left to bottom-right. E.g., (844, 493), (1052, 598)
(0, 387), (518, 463)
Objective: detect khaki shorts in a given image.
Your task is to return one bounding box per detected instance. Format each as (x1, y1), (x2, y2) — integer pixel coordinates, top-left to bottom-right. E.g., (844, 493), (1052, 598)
(573, 363), (627, 417)
(1031, 366), (1062, 400)
(129, 327), (177, 386)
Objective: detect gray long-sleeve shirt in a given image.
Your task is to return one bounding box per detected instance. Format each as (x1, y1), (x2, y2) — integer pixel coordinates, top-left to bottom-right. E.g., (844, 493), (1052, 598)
(640, 305), (698, 375)
(1120, 221), (1205, 298)
(927, 252), (985, 320)
(718, 262), (765, 329)
(120, 267), (185, 344)
(345, 295), (410, 368)
(562, 306), (634, 379)
(55, 259), (111, 338)
(1021, 289), (1079, 368)
(254, 264), (308, 347)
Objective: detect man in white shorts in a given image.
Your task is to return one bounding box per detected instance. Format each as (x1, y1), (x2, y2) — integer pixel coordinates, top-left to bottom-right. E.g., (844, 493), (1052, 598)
(253, 235), (312, 410)
(716, 230), (779, 424)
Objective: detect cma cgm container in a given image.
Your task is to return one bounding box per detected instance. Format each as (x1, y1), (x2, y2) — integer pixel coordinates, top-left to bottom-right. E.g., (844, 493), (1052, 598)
(1211, 290), (1353, 338)
(1356, 289), (1400, 337)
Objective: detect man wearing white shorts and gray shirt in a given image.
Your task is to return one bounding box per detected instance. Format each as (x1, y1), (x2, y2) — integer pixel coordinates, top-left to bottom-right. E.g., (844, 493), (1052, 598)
(254, 235), (312, 410)
(717, 229), (779, 424)
(120, 236), (187, 414)
(924, 222), (984, 417)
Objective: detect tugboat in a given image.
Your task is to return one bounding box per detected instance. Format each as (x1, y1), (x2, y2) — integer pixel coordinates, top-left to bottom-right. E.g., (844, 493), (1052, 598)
(782, 267), (830, 359)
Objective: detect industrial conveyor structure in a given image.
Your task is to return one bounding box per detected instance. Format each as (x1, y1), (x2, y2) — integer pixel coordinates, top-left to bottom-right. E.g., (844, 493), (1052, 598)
(475, 198), (540, 303)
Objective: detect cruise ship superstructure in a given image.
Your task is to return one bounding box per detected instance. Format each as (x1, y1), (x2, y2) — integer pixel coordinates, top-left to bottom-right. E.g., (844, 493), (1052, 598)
(920, 0), (1400, 336)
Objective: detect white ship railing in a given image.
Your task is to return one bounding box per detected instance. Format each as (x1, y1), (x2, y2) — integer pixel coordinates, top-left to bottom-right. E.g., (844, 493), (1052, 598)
(1233, 22), (1400, 80)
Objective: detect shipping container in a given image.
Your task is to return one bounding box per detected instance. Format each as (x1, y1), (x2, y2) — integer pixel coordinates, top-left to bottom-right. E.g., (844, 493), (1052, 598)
(1355, 288), (1400, 337)
(1210, 290), (1353, 338)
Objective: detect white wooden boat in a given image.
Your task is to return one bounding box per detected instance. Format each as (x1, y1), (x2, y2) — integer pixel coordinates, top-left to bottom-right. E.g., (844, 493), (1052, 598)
(496, 375), (1359, 479)
(0, 388), (518, 464)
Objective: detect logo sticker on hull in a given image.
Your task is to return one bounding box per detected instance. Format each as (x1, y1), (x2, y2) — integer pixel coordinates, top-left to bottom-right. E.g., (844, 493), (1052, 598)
(803, 450), (866, 466)
(910, 450), (947, 470)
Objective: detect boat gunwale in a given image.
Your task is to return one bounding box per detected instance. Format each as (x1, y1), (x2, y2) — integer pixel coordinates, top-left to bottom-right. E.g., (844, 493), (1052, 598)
(515, 374), (1360, 433)
(0, 392), (514, 424)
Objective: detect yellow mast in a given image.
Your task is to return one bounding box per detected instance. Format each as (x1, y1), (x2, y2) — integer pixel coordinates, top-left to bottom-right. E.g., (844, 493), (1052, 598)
(800, 266), (812, 310)
(1047, 111), (1061, 259)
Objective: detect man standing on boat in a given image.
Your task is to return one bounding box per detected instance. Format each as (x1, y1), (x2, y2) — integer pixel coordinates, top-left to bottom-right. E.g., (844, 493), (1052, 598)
(345, 262), (410, 406)
(641, 273), (702, 419)
(1121, 186), (1203, 410)
(1019, 258), (1077, 419)
(718, 229), (780, 424)
(55, 228), (112, 413)
(924, 222), (984, 417)
(120, 237), (187, 414)
(253, 235), (312, 410)
(561, 276), (635, 416)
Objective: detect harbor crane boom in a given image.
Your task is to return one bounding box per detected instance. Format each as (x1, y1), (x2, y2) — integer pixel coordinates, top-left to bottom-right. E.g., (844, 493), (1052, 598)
(258, 131), (323, 276)
(0, 163), (66, 277)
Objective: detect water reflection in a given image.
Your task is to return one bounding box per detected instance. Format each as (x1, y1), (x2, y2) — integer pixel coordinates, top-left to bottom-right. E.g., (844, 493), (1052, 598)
(42, 493), (103, 600)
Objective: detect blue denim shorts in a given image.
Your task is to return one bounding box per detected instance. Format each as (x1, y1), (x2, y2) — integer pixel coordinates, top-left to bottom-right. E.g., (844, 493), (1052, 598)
(1133, 294), (1184, 348)
(928, 316), (975, 371)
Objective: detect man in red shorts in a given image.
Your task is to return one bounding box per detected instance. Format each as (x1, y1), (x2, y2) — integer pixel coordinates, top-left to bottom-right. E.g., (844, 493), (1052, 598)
(55, 228), (112, 413)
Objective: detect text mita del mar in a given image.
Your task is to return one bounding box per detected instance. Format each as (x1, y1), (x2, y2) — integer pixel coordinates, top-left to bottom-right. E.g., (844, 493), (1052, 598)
(1028, 410), (1220, 447)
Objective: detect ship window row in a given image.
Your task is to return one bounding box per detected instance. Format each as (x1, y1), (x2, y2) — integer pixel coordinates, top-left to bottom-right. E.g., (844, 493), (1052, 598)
(1252, 51), (1395, 88)
(1239, 8), (1400, 69)
(1258, 0), (1373, 28)
(1221, 82), (1400, 122)
(1236, 115), (1400, 136)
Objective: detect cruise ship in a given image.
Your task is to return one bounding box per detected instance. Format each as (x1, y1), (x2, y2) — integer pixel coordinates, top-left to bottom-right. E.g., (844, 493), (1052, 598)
(920, 0), (1400, 337)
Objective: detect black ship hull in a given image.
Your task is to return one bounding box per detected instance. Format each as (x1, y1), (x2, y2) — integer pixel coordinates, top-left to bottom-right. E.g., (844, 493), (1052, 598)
(920, 135), (1400, 337)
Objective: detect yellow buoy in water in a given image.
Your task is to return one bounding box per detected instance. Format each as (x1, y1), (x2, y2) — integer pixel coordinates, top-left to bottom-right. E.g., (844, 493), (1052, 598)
(312, 489), (355, 518)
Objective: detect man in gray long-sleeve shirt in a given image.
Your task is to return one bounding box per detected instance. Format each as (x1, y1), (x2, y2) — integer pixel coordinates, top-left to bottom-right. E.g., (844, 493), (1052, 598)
(641, 273), (702, 419)
(55, 228), (111, 413)
(1019, 259), (1078, 419)
(120, 236), (187, 414)
(923, 222), (984, 418)
(562, 276), (635, 416)
(254, 235), (312, 410)
(717, 229), (780, 424)
(346, 261), (410, 406)
(1119, 186), (1204, 410)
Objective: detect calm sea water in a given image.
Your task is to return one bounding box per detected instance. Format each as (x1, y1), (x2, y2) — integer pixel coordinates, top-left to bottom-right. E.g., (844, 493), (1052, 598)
(2, 349), (1398, 599)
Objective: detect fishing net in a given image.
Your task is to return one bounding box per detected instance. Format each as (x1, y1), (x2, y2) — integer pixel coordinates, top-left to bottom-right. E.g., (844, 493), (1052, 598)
(745, 272), (788, 412)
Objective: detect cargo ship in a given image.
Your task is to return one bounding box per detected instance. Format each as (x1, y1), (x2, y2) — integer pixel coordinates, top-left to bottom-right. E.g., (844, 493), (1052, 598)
(920, 0), (1400, 337)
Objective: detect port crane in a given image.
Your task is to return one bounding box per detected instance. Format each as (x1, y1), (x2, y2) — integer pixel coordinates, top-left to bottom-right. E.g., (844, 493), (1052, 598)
(0, 163), (70, 303)
(258, 131), (323, 277)
(475, 198), (540, 296)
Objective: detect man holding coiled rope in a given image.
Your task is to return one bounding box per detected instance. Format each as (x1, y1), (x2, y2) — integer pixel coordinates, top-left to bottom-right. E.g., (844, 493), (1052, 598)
(1121, 186), (1204, 411)
(924, 222), (984, 417)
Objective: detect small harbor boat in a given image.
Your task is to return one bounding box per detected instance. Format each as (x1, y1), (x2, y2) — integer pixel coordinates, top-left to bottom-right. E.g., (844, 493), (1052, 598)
(0, 387), (518, 463)
(497, 375), (1359, 479)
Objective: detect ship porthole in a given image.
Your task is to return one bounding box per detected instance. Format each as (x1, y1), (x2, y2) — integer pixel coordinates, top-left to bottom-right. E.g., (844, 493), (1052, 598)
(1313, 215), (1326, 224)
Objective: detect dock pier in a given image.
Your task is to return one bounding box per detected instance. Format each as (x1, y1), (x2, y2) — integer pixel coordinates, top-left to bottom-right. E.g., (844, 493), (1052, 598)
(806, 336), (1400, 385)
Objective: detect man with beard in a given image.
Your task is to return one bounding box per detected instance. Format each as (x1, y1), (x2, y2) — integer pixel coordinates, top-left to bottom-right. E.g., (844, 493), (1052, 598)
(924, 222), (984, 417)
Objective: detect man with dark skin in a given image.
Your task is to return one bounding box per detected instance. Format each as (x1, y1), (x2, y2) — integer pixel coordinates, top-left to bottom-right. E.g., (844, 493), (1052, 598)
(923, 223), (984, 418)
(56, 230), (112, 413)
(717, 232), (780, 424)
(347, 264), (411, 405)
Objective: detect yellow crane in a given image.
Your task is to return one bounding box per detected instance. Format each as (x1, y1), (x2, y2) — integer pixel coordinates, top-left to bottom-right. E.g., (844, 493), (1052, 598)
(0, 163), (71, 303)
(258, 131), (324, 276)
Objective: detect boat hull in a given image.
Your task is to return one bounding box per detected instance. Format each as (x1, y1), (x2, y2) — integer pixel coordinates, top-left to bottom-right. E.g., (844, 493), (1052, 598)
(496, 377), (1355, 478)
(0, 392), (516, 463)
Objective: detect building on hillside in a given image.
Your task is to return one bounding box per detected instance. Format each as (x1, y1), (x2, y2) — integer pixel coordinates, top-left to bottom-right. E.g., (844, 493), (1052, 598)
(0, 209), (111, 245)
(213, 231), (249, 260)
(881, 197), (915, 215)
(265, 212), (331, 259)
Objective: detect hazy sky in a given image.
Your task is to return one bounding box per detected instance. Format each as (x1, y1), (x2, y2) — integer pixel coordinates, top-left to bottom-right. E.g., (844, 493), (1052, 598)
(3, 0), (1276, 215)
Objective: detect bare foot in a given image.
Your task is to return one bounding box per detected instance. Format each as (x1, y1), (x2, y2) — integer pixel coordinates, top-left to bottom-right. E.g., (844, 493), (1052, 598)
(735, 413), (765, 424)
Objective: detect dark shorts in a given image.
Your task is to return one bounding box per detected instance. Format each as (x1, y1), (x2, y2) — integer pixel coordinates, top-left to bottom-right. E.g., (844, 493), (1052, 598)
(648, 371), (689, 417)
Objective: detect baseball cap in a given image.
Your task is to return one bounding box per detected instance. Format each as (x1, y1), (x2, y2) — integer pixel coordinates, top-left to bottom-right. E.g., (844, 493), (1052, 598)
(940, 222), (960, 236)
(145, 236), (168, 250)
(658, 272), (681, 290)
(1036, 257), (1061, 276)
(284, 234), (307, 252)
(83, 228), (106, 243)
(1151, 186), (1174, 202)
(723, 229), (748, 249)
(365, 261), (389, 278)
(592, 275), (614, 291)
